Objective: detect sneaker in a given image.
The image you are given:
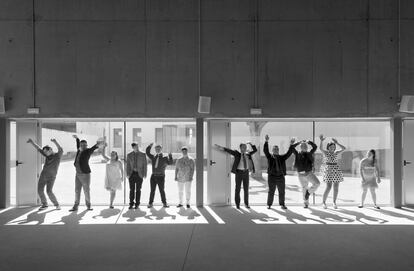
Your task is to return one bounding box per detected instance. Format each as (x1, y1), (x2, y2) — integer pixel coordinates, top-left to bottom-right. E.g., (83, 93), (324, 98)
(109, 206), (114, 209)
(69, 206), (78, 212)
(323, 203), (327, 209)
(86, 207), (93, 211)
(163, 204), (170, 208)
(147, 204), (153, 208)
(245, 205), (250, 209)
(304, 190), (310, 201)
(39, 205), (48, 211)
(374, 205), (381, 209)
(186, 204), (190, 208)
(358, 204), (363, 208)
(267, 205), (271, 209)
(304, 203), (309, 209)
(281, 205), (287, 210)
(177, 204), (183, 208)
(55, 205), (61, 210)
(333, 203), (338, 209)
(134, 204), (139, 209)
(128, 205), (134, 209)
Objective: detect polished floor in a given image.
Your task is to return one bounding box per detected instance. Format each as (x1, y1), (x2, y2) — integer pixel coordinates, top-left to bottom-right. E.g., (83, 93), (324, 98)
(1, 205), (414, 271)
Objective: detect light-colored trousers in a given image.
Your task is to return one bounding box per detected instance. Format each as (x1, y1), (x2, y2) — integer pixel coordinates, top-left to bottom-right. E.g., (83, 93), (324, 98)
(177, 181), (192, 205)
(74, 173), (91, 207)
(298, 172), (320, 202)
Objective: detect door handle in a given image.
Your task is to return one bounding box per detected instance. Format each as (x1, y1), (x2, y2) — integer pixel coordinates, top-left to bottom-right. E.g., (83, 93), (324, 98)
(209, 160), (216, 166)
(16, 160), (23, 167)
(404, 160), (412, 166)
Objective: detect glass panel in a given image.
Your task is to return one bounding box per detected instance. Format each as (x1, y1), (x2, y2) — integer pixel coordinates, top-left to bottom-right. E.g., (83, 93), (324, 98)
(10, 121), (16, 206)
(314, 121), (391, 205)
(230, 121), (314, 205)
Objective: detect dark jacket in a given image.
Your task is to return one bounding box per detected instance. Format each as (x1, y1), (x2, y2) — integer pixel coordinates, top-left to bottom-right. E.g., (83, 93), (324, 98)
(292, 141), (317, 173)
(263, 141), (295, 176)
(146, 145), (173, 176)
(73, 138), (99, 174)
(223, 144), (257, 174)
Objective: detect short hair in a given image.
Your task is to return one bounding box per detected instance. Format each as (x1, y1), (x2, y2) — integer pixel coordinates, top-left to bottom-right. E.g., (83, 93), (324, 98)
(80, 140), (87, 144)
(42, 146), (51, 151)
(181, 146), (188, 151)
(327, 142), (335, 149)
(111, 151), (119, 161)
(131, 143), (137, 147)
(239, 143), (247, 148)
(155, 144), (162, 148)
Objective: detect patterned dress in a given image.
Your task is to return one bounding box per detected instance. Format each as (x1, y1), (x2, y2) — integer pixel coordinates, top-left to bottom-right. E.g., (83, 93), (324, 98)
(361, 164), (378, 189)
(321, 152), (344, 183)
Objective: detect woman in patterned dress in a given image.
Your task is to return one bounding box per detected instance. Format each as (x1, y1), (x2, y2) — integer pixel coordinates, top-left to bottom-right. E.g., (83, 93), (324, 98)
(358, 149), (381, 209)
(319, 135), (346, 209)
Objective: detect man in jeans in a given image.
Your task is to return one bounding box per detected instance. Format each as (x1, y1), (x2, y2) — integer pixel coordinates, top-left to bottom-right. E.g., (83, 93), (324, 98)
(146, 143), (173, 208)
(126, 143), (147, 209)
(27, 138), (63, 210)
(70, 135), (102, 212)
(292, 139), (320, 208)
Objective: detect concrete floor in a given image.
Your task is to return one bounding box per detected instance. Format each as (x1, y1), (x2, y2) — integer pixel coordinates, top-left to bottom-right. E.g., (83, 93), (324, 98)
(1, 206), (414, 271)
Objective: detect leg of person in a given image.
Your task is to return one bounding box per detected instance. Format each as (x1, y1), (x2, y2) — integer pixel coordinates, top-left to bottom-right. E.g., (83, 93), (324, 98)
(177, 182), (184, 207)
(333, 182), (340, 208)
(37, 176), (48, 209)
(359, 187), (368, 208)
(158, 176), (168, 207)
(70, 174), (82, 211)
(128, 173), (137, 208)
(81, 174), (92, 210)
(370, 187), (379, 208)
(276, 176), (286, 209)
(267, 176), (277, 208)
(322, 182), (333, 207)
(307, 173), (321, 195)
(46, 177), (60, 209)
(242, 172), (250, 208)
(234, 173), (242, 208)
(185, 181), (192, 207)
(110, 190), (116, 208)
(298, 174), (309, 207)
(148, 175), (157, 208)
(135, 175), (143, 208)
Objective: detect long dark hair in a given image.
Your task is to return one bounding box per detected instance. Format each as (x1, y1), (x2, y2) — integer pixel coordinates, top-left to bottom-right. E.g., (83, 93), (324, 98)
(368, 149), (376, 165)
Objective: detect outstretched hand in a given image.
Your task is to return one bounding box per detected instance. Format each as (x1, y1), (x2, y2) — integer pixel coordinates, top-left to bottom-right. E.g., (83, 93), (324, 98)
(265, 135), (269, 141)
(27, 138), (33, 144)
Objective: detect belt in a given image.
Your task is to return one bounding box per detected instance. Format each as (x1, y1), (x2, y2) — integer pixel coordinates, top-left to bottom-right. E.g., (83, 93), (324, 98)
(236, 169), (249, 173)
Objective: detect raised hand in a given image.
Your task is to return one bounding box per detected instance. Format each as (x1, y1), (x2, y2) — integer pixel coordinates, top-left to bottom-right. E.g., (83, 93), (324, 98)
(332, 138), (338, 144)
(290, 138), (296, 145)
(51, 138), (57, 142)
(149, 143), (154, 147)
(265, 135), (269, 141)
(319, 134), (325, 141)
(27, 138), (33, 144)
(72, 135), (78, 139)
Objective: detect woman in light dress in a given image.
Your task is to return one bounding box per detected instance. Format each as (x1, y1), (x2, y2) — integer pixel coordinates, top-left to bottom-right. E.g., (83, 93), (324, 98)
(103, 151), (123, 208)
(358, 149), (381, 209)
(319, 135), (346, 209)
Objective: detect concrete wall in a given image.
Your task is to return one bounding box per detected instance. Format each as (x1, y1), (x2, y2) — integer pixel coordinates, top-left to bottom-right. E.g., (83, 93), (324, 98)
(0, 0), (413, 118)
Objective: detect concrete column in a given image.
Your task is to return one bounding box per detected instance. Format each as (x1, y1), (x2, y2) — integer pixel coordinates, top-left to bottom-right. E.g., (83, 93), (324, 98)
(391, 117), (403, 208)
(0, 118), (10, 208)
(196, 118), (204, 207)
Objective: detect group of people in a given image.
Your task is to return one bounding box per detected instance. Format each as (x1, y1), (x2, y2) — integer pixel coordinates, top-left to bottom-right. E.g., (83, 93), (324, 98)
(28, 136), (195, 211)
(28, 133), (382, 212)
(216, 134), (382, 210)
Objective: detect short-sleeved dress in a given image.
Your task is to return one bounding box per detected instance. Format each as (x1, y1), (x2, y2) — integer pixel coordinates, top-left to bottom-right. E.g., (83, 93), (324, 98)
(321, 152), (344, 183)
(105, 162), (123, 191)
(361, 164), (378, 189)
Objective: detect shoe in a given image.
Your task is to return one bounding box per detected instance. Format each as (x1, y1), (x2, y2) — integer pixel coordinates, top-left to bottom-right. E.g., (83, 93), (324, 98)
(323, 203), (327, 209)
(358, 204), (363, 208)
(177, 204), (183, 208)
(304, 190), (310, 201)
(163, 204), (170, 208)
(128, 205), (134, 209)
(55, 205), (61, 210)
(236, 205), (240, 209)
(86, 207), (93, 211)
(109, 206), (114, 209)
(333, 203), (338, 209)
(69, 206), (78, 212)
(186, 204), (190, 208)
(38, 205), (48, 211)
(281, 205), (287, 210)
(374, 205), (381, 209)
(147, 204), (153, 208)
(267, 205), (271, 209)
(304, 203), (309, 209)
(134, 204), (139, 209)
(245, 205), (250, 209)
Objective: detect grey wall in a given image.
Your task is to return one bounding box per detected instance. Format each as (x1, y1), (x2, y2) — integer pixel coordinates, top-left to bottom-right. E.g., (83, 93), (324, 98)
(0, 0), (413, 118)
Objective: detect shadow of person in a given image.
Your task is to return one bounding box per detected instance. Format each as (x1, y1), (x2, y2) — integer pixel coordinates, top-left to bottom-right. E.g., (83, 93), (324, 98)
(54, 210), (88, 225)
(177, 207), (201, 220)
(285, 184), (302, 193)
(336, 208), (387, 224)
(14, 209), (55, 225)
(93, 208), (121, 219)
(308, 207), (354, 223)
(122, 208), (147, 222)
(371, 208), (414, 222)
(246, 207), (278, 223)
(270, 208), (323, 224)
(145, 207), (176, 221)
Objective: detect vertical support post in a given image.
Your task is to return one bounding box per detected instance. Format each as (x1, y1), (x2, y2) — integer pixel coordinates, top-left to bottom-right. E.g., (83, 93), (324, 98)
(196, 118), (204, 207)
(391, 117), (403, 208)
(0, 119), (10, 208)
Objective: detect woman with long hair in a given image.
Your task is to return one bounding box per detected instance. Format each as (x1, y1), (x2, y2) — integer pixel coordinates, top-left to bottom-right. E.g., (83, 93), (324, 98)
(103, 151), (123, 208)
(358, 149), (381, 209)
(319, 135), (346, 209)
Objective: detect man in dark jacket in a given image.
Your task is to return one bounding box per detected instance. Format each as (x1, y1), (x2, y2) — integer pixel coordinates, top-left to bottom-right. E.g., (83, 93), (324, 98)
(215, 142), (257, 209)
(69, 135), (103, 212)
(264, 135), (296, 209)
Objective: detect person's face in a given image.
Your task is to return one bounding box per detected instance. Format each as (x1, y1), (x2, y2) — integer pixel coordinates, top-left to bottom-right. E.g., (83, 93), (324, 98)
(328, 144), (336, 153)
(181, 149), (188, 156)
(43, 148), (53, 156)
(300, 143), (308, 152)
(272, 145), (279, 155)
(240, 144), (247, 153)
(80, 142), (87, 151)
(132, 145), (139, 152)
(367, 151), (374, 159)
(155, 146), (162, 153)
(110, 151), (117, 160)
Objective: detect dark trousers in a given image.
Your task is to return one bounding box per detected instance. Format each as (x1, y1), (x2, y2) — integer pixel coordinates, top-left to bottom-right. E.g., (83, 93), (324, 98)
(267, 175), (286, 206)
(235, 170), (249, 207)
(129, 171), (143, 206)
(149, 174), (167, 204)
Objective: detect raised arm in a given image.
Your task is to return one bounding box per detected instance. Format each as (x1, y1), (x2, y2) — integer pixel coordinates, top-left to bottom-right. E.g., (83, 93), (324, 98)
(332, 138), (346, 154)
(145, 143), (154, 160)
(73, 135), (80, 149)
(214, 144), (237, 156)
(308, 140), (317, 154)
(27, 138), (45, 156)
(167, 153), (173, 165)
(319, 135), (328, 155)
(101, 151), (110, 162)
(263, 135), (271, 159)
(248, 143), (257, 155)
(281, 138), (297, 160)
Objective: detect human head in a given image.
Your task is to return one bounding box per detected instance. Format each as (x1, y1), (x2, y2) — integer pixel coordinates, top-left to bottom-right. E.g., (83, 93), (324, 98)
(239, 143), (247, 153)
(131, 143), (139, 152)
(42, 146), (54, 156)
(367, 149), (376, 162)
(79, 140), (88, 151)
(181, 146), (188, 156)
(327, 142), (336, 153)
(272, 145), (279, 155)
(300, 142), (308, 152)
(110, 151), (119, 161)
(155, 144), (162, 153)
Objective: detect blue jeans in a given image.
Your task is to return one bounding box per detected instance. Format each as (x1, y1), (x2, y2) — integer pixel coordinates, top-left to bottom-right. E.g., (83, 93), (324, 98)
(38, 175), (59, 206)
